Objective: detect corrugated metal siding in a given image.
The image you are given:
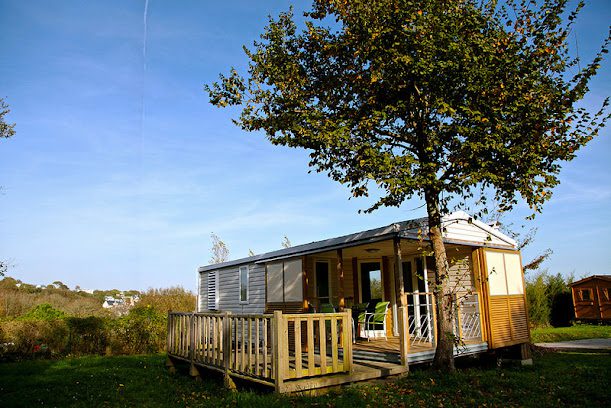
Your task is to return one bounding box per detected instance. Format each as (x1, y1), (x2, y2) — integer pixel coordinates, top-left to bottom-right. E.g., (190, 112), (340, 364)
(198, 264), (266, 314)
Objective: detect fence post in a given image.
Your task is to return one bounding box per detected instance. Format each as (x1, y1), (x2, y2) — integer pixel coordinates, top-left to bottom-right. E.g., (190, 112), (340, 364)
(165, 312), (176, 373)
(342, 310), (353, 373)
(188, 313), (201, 379)
(397, 305), (410, 369)
(272, 310), (285, 393)
(222, 312), (236, 390)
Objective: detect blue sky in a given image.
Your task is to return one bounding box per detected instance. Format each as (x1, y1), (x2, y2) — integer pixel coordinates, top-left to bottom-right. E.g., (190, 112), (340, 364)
(0, 0), (609, 291)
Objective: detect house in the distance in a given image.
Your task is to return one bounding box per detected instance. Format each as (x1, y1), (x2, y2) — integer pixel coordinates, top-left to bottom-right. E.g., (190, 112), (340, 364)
(570, 275), (611, 322)
(102, 293), (140, 311)
(168, 211), (531, 393)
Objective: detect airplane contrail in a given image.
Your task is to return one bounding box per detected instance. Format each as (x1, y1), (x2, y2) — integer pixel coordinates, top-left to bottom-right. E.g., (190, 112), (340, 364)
(140, 0), (149, 151)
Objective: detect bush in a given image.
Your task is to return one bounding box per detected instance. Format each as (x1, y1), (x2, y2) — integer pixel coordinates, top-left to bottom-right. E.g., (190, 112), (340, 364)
(526, 272), (551, 326)
(0, 319), (69, 357)
(21, 303), (66, 320)
(65, 316), (109, 355)
(525, 271), (574, 328)
(110, 306), (166, 354)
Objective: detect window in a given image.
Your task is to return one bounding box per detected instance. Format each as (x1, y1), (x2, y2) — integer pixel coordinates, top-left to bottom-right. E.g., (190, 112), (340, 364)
(360, 262), (383, 302)
(602, 288), (610, 302)
(239, 266), (249, 303)
(207, 271), (218, 310)
(580, 289), (592, 302)
(266, 259), (303, 303)
(315, 261), (330, 304)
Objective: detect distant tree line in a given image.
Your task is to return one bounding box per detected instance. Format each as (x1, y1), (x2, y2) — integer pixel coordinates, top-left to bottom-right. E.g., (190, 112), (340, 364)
(0, 277), (195, 360)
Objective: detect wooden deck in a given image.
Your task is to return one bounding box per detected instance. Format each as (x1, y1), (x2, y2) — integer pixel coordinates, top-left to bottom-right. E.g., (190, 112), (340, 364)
(167, 302), (488, 393)
(352, 337), (488, 365)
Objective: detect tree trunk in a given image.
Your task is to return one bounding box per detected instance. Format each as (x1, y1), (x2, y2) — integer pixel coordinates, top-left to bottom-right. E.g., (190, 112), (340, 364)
(425, 189), (456, 371)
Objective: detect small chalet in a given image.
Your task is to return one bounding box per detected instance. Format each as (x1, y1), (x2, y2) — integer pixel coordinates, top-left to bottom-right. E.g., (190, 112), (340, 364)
(167, 211), (531, 393)
(570, 275), (611, 322)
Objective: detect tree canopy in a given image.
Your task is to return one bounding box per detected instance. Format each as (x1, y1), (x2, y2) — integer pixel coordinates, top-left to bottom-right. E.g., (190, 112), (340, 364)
(207, 0), (608, 216)
(0, 97), (16, 140)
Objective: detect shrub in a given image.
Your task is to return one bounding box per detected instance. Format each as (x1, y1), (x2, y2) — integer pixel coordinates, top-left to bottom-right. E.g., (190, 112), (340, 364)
(21, 303), (66, 320)
(0, 319), (69, 356)
(65, 316), (109, 355)
(526, 272), (551, 327)
(110, 306), (166, 355)
(525, 271), (574, 328)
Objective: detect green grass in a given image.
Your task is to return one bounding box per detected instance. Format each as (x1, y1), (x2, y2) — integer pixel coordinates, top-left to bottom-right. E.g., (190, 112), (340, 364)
(531, 324), (611, 343)
(0, 352), (609, 407)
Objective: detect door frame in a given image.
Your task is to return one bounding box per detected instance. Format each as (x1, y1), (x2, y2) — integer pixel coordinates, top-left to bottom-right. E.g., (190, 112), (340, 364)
(357, 258), (384, 303)
(313, 258), (333, 308)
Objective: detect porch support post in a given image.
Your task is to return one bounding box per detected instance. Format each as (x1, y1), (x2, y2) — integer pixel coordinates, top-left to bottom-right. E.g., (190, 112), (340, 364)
(337, 249), (345, 310)
(302, 256), (309, 311)
(393, 236), (410, 368)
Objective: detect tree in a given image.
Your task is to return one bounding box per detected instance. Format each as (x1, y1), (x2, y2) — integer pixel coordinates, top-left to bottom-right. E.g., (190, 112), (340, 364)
(281, 235), (292, 248)
(209, 232), (230, 264)
(0, 97), (15, 140)
(206, 0), (609, 370)
(1, 97), (16, 277)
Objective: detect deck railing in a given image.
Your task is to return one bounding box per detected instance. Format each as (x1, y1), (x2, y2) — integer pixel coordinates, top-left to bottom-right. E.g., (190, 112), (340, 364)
(455, 293), (482, 342)
(406, 292), (436, 347)
(405, 291), (483, 348)
(167, 310), (353, 392)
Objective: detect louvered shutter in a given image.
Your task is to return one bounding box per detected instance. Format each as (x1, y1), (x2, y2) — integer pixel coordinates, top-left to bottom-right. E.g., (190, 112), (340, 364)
(207, 271), (218, 310)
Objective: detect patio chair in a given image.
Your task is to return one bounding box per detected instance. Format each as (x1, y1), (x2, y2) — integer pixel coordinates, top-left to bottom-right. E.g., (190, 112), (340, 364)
(320, 303), (336, 313)
(320, 303), (337, 341)
(364, 301), (390, 341)
(351, 302), (369, 342)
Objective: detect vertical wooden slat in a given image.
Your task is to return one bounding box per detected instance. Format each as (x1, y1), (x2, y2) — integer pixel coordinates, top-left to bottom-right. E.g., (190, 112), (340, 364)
(167, 313), (172, 354)
(234, 319), (239, 370)
(294, 318), (302, 378)
(272, 310), (284, 393)
(307, 317), (315, 376)
(319, 317), (327, 373)
(255, 317), (261, 376)
(248, 318), (253, 373)
(263, 318), (269, 378)
(330, 316), (338, 372)
(241, 317), (246, 372)
(342, 310), (353, 373)
(222, 313), (232, 385)
(204, 316), (209, 362)
(217, 316), (223, 367)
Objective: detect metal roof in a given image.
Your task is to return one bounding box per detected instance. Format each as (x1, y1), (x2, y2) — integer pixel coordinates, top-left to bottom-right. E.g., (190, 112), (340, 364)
(197, 212), (516, 273)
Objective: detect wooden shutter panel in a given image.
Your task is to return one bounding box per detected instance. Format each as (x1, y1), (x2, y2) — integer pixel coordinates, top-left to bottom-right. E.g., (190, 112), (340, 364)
(207, 271), (218, 310)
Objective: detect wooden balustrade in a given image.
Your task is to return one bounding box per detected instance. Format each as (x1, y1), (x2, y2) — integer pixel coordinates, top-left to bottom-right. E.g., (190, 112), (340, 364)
(279, 311), (352, 381)
(167, 310), (353, 390)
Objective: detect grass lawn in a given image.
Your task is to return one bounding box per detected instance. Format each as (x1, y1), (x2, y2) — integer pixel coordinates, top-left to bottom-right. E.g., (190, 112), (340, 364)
(531, 324), (611, 343)
(0, 351), (609, 407)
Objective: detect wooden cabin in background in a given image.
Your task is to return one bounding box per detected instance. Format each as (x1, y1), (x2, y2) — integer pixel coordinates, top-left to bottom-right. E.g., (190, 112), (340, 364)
(570, 275), (611, 322)
(167, 211), (532, 393)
